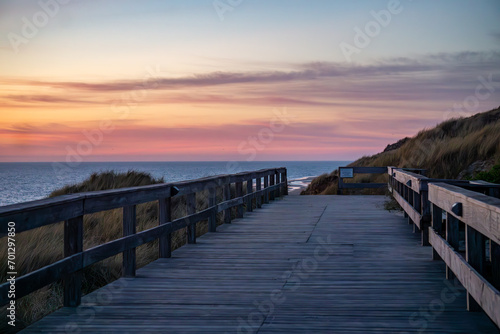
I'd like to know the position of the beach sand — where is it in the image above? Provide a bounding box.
[287,176,316,195]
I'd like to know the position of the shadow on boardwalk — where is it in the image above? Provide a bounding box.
[22,196,498,333]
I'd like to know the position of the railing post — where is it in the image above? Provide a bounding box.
[269,173,275,201]
[466,226,485,311]
[123,205,136,277]
[186,193,196,244]
[159,197,172,258]
[337,169,343,195]
[431,203,443,260]
[263,174,269,204]
[256,176,262,208]
[274,172,279,198]
[223,178,231,224]
[64,215,83,307]
[276,172,281,198]
[208,186,217,232]
[236,181,244,218]
[246,177,253,212]
[419,190,430,246]
[445,212,460,280]
[491,241,500,291]
[282,169,288,195]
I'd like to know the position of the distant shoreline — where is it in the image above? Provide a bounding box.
[288,176,316,195]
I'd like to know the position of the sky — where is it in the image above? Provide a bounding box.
[0,0,499,162]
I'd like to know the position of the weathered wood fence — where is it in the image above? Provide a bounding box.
[388,166,500,327]
[0,168,287,308]
[337,166,388,194]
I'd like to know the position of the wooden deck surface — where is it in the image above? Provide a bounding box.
[22,196,498,333]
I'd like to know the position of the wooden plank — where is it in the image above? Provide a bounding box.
[275,172,281,198]
[235,182,244,218]
[208,187,217,232]
[186,193,196,244]
[83,223,173,267]
[446,212,460,280]
[223,179,231,224]
[393,169,427,193]
[491,241,500,291]
[419,190,431,246]
[21,196,497,334]
[217,197,244,213]
[431,203,443,260]
[123,205,136,277]
[429,228,500,327]
[466,226,485,311]
[340,183,386,189]
[0,253,82,305]
[351,166,387,174]
[269,173,275,201]
[282,170,288,196]
[158,197,172,258]
[0,195,83,235]
[392,189,421,228]
[429,183,500,245]
[256,177,262,208]
[246,178,253,213]
[84,185,172,213]
[0,168,285,236]
[63,216,83,307]
[263,174,269,204]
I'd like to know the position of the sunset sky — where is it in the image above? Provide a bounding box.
[1,0,499,162]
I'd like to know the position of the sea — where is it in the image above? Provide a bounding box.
[0,161,350,206]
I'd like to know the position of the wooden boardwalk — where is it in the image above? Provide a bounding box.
[22,196,498,333]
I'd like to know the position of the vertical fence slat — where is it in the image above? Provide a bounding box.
[236,181,244,218]
[209,186,217,232]
[445,213,460,280]
[491,241,500,291]
[123,205,136,278]
[223,180,231,223]
[466,226,485,311]
[419,190,430,246]
[186,193,196,244]
[159,197,172,258]
[264,174,269,204]
[275,172,281,198]
[64,216,83,307]
[431,203,443,260]
[282,170,288,196]
[269,173,275,201]
[256,177,262,208]
[246,178,253,212]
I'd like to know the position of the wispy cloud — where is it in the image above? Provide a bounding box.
[4,51,499,94]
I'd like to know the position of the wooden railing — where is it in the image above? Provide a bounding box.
[337,166,388,194]
[0,168,287,308]
[388,167,500,327]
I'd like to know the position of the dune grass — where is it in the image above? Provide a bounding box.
[0,170,238,333]
[302,107,500,195]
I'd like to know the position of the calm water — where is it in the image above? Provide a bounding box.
[0,161,350,206]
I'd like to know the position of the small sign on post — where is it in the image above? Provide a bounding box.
[340,168,354,178]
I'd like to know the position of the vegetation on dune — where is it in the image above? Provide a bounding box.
[0,170,233,333]
[302,107,500,195]
[468,164,500,184]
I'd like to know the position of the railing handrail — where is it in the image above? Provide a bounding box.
[0,167,288,308]
[388,167,500,327]
[0,167,287,235]
[428,182,500,244]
